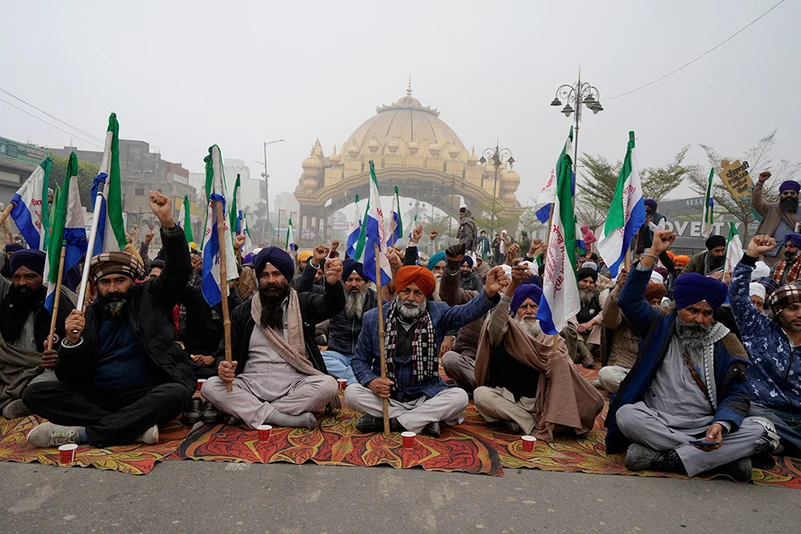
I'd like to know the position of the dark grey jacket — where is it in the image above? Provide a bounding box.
[326,288,379,355]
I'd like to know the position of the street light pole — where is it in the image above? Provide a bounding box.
[550,71,603,174]
[479,144,515,234]
[260,138,285,245]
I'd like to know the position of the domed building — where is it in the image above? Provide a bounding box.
[293,84,524,244]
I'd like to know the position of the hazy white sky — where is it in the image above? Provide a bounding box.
[2,0,799,210]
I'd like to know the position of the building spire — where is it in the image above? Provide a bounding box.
[407,75,413,96]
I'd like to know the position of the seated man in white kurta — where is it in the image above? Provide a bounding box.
[202,247,344,429]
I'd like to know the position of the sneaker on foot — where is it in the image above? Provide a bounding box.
[136,425,159,445]
[2,399,32,419]
[27,423,82,448]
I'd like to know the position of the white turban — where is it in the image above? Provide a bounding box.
[649,271,665,285]
[750,282,766,302]
[752,261,770,280]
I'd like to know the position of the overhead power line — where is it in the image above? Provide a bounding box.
[0,96,105,149]
[606,0,786,101]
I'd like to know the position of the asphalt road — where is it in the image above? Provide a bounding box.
[1,461,800,534]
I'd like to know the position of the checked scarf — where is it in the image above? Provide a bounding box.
[772,255,801,285]
[384,302,437,393]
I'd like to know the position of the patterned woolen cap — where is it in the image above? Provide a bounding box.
[89,251,144,282]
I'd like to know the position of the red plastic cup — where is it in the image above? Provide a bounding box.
[196,379,206,393]
[522,435,536,452]
[257,425,272,442]
[337,378,348,391]
[401,431,416,449]
[58,443,78,464]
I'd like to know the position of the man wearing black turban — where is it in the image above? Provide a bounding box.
[575,266,602,368]
[0,248,76,419]
[680,235,727,278]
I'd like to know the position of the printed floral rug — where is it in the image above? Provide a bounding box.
[0,415,189,475]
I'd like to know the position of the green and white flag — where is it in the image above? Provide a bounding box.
[91,113,127,255]
[200,145,239,307]
[44,152,87,311]
[724,222,743,274]
[703,167,715,237]
[535,143,579,335]
[286,217,296,253]
[177,194,194,243]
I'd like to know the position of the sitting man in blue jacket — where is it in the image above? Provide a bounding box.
[729,234,801,456]
[346,264,506,437]
[606,230,776,482]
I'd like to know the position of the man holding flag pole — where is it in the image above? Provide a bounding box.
[346,161,505,437]
[24,115,195,449]
[0,157,82,420]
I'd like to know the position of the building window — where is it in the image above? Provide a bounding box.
[135,187,145,196]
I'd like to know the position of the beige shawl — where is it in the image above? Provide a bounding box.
[250,290,321,376]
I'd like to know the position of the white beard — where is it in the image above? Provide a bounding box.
[515,316,542,338]
[344,289,367,319]
[395,296,427,320]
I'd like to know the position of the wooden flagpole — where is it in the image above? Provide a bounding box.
[0,202,14,228]
[46,242,67,351]
[215,200,233,393]
[374,243,390,434]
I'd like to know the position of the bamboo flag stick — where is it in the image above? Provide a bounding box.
[215,200,233,393]
[0,202,14,228]
[46,242,67,351]
[374,243,390,434]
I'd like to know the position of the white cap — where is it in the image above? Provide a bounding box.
[752,261,770,280]
[749,282,766,302]
[650,271,665,285]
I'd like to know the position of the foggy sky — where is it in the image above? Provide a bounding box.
[2,0,799,213]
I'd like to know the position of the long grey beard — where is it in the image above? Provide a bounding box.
[433,274,442,302]
[344,289,367,319]
[395,296,427,320]
[676,319,711,367]
[515,316,542,338]
[579,288,598,306]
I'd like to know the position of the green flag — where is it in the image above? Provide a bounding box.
[178,194,194,243]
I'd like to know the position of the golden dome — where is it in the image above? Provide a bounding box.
[340,84,468,161]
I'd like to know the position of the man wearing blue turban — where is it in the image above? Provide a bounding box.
[472,265,603,438]
[752,171,801,266]
[0,249,75,419]
[607,230,776,482]
[771,232,801,284]
[200,247,346,430]
[320,260,380,386]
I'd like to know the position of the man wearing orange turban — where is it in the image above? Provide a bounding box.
[394,266,437,296]
[346,265,508,436]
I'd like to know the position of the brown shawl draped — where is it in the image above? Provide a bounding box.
[475,319,604,441]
